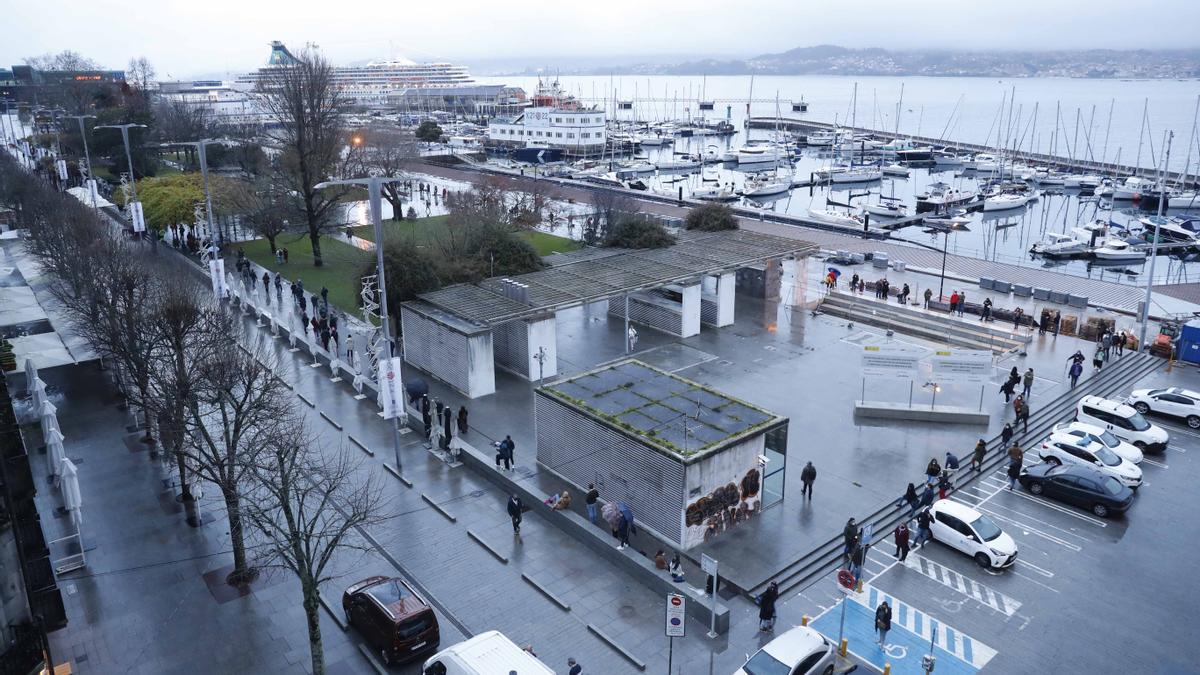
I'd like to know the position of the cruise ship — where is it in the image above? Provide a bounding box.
[236,41,499,108]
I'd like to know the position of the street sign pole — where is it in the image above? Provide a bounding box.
[701,555,719,638]
[665,592,686,674]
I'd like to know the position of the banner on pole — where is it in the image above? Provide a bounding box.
[208,259,226,297]
[379,357,405,419]
[930,349,992,383]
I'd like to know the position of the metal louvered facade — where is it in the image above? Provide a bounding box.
[400,305,495,397]
[535,393,686,545]
[492,319,529,377]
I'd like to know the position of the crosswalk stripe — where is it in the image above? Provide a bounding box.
[854,581,998,669]
[903,553,1022,616]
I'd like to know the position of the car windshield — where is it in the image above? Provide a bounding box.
[970,514,1004,542]
[1102,477,1124,496]
[1093,446,1121,466]
[740,649,791,675]
[1126,411,1151,431]
[1098,430,1121,448]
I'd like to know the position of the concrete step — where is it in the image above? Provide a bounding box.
[819,292,1025,355]
[752,350,1161,598]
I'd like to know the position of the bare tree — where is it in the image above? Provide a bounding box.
[254,46,351,266]
[587,189,635,245]
[222,171,295,253]
[247,420,386,675]
[153,99,217,150]
[184,328,292,584]
[23,50,100,71]
[355,127,418,215]
[126,57,156,94]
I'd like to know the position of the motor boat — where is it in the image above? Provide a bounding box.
[1031,232,1089,257]
[1093,238,1148,262]
[1168,191,1200,211]
[882,164,911,178]
[741,177,792,198]
[615,161,656,174]
[804,130,840,147]
[718,149,738,162]
[924,213,971,230]
[655,156,702,171]
[932,152,965,167]
[1113,176,1159,200]
[808,207,865,228]
[916,183,977,212]
[861,200,908,218]
[967,153,999,172]
[1064,174,1105,189]
[830,166,883,183]
[1138,215,1200,243]
[691,185,739,201]
[983,191,1035,211]
[638,134,672,146]
[735,144,783,165]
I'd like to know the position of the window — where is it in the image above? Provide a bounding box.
[1101,477,1124,495]
[969,514,1003,542]
[934,512,958,528]
[1126,411,1151,431]
[795,651,827,673]
[739,649,790,675]
[556,132,562,138]
[555,117,562,123]
[567,133,575,138]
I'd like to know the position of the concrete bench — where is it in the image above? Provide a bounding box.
[1049,291,1070,304]
[991,280,1012,294]
[1033,287,1052,301]
[979,277,995,290]
[872,252,889,269]
[1067,294,1089,308]
[1012,284,1033,297]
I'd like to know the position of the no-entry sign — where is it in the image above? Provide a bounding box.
[665,593,686,637]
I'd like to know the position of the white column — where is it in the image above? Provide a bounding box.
[526,315,558,381]
[680,282,701,338]
[715,272,736,327]
[465,332,496,398]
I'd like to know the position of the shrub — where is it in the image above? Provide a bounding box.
[685,203,738,231]
[605,217,676,249]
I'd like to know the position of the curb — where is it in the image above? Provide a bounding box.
[349,434,374,457]
[521,573,571,611]
[383,463,412,487]
[467,530,509,564]
[586,624,646,671]
[319,411,342,430]
[297,393,315,408]
[318,592,347,632]
[422,493,457,522]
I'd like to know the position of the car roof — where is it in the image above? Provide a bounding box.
[931,499,980,521]
[431,631,555,674]
[1164,387,1200,399]
[760,625,827,664]
[1045,463,1109,481]
[1080,395,1136,417]
[362,577,429,620]
[1047,431,1100,450]
[1059,420,1107,436]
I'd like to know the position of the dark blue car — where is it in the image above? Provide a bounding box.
[1018,463,1134,518]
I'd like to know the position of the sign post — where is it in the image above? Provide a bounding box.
[701,554,719,638]
[665,592,685,674]
[836,568,856,649]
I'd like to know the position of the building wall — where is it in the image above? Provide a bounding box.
[535,394,685,545]
[492,320,528,377]
[681,435,766,549]
[487,106,606,150]
[400,305,495,398]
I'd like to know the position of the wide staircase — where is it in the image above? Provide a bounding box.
[819,291,1029,355]
[747,350,1162,600]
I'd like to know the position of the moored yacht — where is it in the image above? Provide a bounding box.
[1093,238,1148,262]
[1113,176,1159,200]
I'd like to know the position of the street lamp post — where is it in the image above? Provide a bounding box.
[175,140,221,245]
[64,114,97,214]
[96,123,148,234]
[1137,130,1174,351]
[315,174,406,472]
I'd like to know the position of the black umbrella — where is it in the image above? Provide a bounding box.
[406,377,429,402]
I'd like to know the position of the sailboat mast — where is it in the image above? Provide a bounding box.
[895,83,905,136]
[1102,98,1114,166]
[1136,98,1147,174]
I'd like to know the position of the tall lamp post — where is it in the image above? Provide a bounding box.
[96,123,148,233]
[64,114,97,214]
[1137,131,1173,351]
[315,174,406,472]
[174,139,222,244]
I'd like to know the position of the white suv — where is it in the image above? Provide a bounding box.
[1126,388,1200,428]
[1051,421,1144,464]
[1038,432,1143,488]
[1075,396,1169,453]
[928,499,1018,569]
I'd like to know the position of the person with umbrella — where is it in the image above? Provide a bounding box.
[615,502,635,550]
[757,581,779,632]
[406,378,429,404]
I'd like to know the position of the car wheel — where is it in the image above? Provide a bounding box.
[1134,441,1147,450]
[1188,416,1200,429]
[1133,401,1150,414]
[822,666,835,675]
[1029,482,1044,495]
[974,552,992,568]
[1092,503,1110,518]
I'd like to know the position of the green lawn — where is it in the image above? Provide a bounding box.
[230,232,370,317]
[350,216,582,255]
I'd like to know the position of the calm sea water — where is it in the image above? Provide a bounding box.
[478,75,1200,174]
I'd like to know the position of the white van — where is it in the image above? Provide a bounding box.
[422,631,555,675]
[1075,396,1169,453]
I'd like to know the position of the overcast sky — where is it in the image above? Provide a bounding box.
[3,0,1198,78]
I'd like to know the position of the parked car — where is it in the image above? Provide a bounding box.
[1052,421,1144,464]
[1126,387,1200,428]
[1037,431,1143,488]
[1018,463,1135,517]
[735,625,837,675]
[422,630,554,675]
[1075,395,1169,452]
[343,576,440,666]
[927,500,1017,569]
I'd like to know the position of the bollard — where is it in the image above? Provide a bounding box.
[801,615,810,626]
[839,638,848,657]
[856,579,864,592]
[883,664,891,675]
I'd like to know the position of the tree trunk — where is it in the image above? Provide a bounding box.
[266,234,277,257]
[308,229,323,267]
[223,489,255,584]
[303,584,326,675]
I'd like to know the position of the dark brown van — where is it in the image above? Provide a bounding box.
[343,576,440,665]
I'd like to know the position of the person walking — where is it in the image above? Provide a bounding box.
[1001,422,1014,448]
[1007,455,1022,490]
[1069,360,1083,387]
[923,287,933,309]
[893,523,911,561]
[507,494,524,534]
[1102,331,1113,359]
[567,658,583,675]
[971,439,988,472]
[980,297,992,322]
[914,509,933,547]
[1013,306,1024,330]
[457,406,469,435]
[757,581,779,632]
[585,483,600,524]
[900,283,910,304]
[300,310,310,336]
[502,435,515,469]
[1022,368,1035,399]
[843,518,859,558]
[1008,443,1024,467]
[1017,399,1030,433]
[1052,311,1061,336]
[849,543,865,581]
[345,333,354,367]
[875,600,893,646]
[896,483,920,517]
[1000,378,1016,403]
[1093,345,1107,371]
[800,461,816,500]
[1117,330,1127,356]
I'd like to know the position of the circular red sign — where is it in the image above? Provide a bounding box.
[837,569,856,589]
[670,597,682,606]
[386,371,395,380]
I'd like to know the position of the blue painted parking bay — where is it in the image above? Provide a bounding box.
[811,583,997,674]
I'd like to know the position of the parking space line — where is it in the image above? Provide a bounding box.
[1141,457,1169,468]
[992,489,1109,527]
[902,553,1022,616]
[1016,559,1055,577]
[971,507,1085,551]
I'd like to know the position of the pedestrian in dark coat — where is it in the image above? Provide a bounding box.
[1013,306,1024,329]
[1016,400,1030,433]
[843,518,859,557]
[502,435,515,469]
[507,494,523,533]
[300,310,309,336]
[925,458,941,485]
[1069,361,1083,387]
[585,483,600,524]
[924,288,933,308]
[876,601,893,645]
[1001,422,1014,448]
[800,461,816,499]
[457,406,468,434]
[893,523,911,561]
[1022,368,1035,399]
[937,471,952,500]
[914,509,933,547]
[944,452,960,472]
[1007,458,1022,490]
[896,483,920,517]
[442,413,452,451]
[919,485,935,509]
[971,439,987,472]
[849,543,865,580]
[758,581,779,631]
[615,514,631,550]
[1008,443,1024,466]
[319,327,331,352]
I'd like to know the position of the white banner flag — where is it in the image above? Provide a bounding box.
[55,159,68,181]
[378,357,405,419]
[208,259,226,297]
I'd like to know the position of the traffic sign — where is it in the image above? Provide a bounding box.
[700,554,718,576]
[837,569,857,594]
[665,593,686,637]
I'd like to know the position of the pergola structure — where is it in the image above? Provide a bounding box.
[400,229,818,398]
